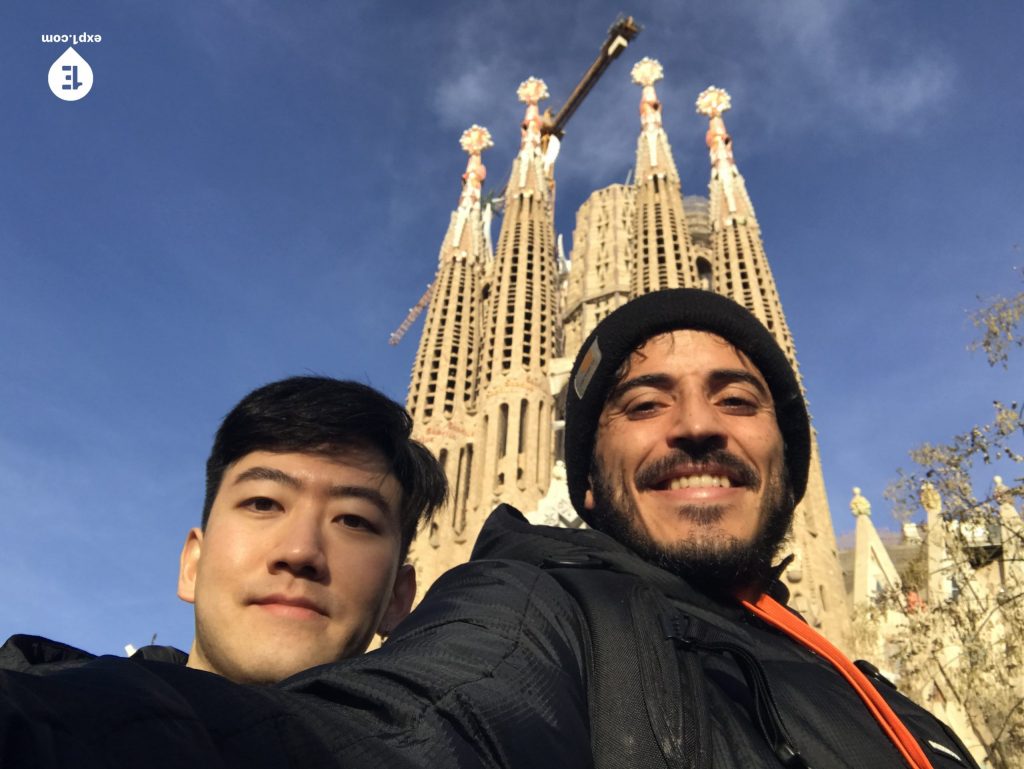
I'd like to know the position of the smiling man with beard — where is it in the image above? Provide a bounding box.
[0,291,979,769]
[581,327,797,602]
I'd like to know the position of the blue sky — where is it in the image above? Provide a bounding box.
[2,1,1021,655]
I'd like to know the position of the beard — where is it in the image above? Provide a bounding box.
[587,448,795,600]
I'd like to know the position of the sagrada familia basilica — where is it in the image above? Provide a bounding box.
[403,56,848,641]
[398,47,1022,765]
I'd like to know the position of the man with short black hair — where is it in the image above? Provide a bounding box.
[1,376,447,685]
[177,375,447,683]
[0,293,978,768]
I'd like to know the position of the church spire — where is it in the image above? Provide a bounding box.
[475,77,559,521]
[408,125,492,424]
[696,86,753,219]
[629,58,697,295]
[511,77,551,194]
[450,124,493,250]
[696,85,794,360]
[406,126,492,564]
[631,57,678,180]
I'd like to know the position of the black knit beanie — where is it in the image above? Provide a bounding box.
[565,288,810,525]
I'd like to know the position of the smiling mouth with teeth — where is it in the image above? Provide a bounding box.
[667,475,733,490]
[635,450,760,493]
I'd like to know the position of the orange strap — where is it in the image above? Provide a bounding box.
[742,594,933,769]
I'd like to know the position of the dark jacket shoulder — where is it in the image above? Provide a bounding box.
[0,634,95,673]
[472,504,753,617]
[0,634,187,675]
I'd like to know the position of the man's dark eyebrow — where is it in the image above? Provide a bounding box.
[607,373,675,403]
[709,368,770,398]
[233,466,301,489]
[328,485,394,517]
[233,468,395,516]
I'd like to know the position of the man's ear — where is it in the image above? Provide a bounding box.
[177,528,203,604]
[584,477,596,511]
[377,564,416,638]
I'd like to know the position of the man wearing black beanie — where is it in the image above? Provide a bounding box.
[564,287,810,602]
[0,290,978,768]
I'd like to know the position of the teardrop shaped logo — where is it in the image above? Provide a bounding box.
[48,46,93,101]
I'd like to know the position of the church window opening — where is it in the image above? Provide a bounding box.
[697,257,713,291]
[497,403,509,460]
[518,399,528,454]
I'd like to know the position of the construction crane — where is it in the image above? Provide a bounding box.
[388,283,434,346]
[489,14,641,215]
[541,15,640,141]
[388,16,640,346]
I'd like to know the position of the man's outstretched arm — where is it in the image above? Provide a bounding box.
[1,559,589,768]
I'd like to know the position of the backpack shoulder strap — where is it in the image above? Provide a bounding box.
[540,556,709,769]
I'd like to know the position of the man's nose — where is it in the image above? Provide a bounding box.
[666,394,727,451]
[268,510,328,581]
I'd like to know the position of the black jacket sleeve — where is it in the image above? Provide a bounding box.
[281,559,591,767]
[0,560,591,769]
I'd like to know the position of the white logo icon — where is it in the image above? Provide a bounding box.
[48,47,93,101]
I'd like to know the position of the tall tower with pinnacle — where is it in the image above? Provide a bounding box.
[696,86,850,641]
[695,87,795,357]
[406,125,493,584]
[477,77,559,514]
[630,58,699,295]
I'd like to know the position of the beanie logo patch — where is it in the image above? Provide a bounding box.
[574,338,602,399]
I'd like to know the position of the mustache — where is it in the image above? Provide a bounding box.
[634,449,761,491]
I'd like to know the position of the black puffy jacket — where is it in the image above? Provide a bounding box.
[0,506,979,768]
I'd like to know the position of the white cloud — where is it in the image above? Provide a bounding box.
[744,0,954,136]
[843,56,955,133]
[434,64,511,130]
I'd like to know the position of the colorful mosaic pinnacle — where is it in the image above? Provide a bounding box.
[516,76,549,105]
[630,57,663,87]
[458,125,491,205]
[695,85,731,118]
[459,124,493,156]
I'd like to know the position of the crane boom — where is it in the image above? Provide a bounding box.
[489,15,641,213]
[388,283,434,345]
[389,17,640,346]
[544,16,641,138]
